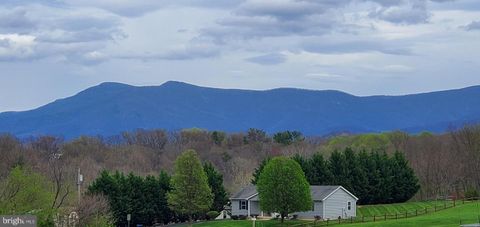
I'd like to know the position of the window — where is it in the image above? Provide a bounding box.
[311,203,315,211]
[240,200,248,210]
[347,202,352,211]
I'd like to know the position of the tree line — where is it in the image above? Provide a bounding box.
[88,150,228,226]
[1,125,480,225]
[252,148,420,204]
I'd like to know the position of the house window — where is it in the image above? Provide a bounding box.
[347,202,352,211]
[311,203,315,211]
[240,200,248,210]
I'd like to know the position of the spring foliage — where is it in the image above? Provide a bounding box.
[257,157,312,222]
[254,148,420,205]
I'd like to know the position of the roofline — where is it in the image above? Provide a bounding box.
[230,192,259,201]
[322,186,359,201]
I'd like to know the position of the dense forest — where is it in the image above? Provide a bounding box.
[1,125,480,225]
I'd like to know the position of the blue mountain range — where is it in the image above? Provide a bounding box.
[1,81,479,139]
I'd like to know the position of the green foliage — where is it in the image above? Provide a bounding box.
[273,131,304,145]
[0,166,55,226]
[206,211,219,220]
[464,187,479,199]
[88,170,173,226]
[251,157,271,185]
[244,128,269,144]
[203,162,228,212]
[257,157,312,222]
[168,150,213,221]
[262,148,420,205]
[325,134,391,152]
[211,131,226,145]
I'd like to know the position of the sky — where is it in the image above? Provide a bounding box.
[0,0,479,112]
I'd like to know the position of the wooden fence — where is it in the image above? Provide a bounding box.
[295,198,480,227]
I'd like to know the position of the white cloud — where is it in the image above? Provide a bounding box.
[0,34,36,60]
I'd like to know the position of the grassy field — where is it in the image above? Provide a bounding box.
[190,201,480,227]
[357,200,455,217]
[337,202,480,227]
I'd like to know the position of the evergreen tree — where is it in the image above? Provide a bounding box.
[328,150,351,189]
[203,162,228,212]
[343,148,368,199]
[273,131,304,145]
[291,154,311,178]
[391,151,420,202]
[251,157,271,185]
[257,157,312,223]
[167,150,213,225]
[308,152,332,185]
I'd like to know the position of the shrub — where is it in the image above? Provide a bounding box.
[465,187,479,200]
[231,215,238,220]
[291,214,298,220]
[206,211,219,220]
[238,215,247,220]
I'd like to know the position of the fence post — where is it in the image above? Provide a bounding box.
[454,199,456,207]
[425,207,427,214]
[395,213,398,219]
[373,215,375,222]
[384,214,387,221]
[416,210,418,216]
[351,217,353,223]
[362,216,364,222]
[405,211,407,218]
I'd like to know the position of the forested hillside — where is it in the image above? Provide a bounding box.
[1,126,480,225]
[1,126,479,198]
[1,81,480,138]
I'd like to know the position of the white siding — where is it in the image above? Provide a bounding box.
[323,189,357,220]
[249,201,261,216]
[231,200,248,216]
[292,201,323,219]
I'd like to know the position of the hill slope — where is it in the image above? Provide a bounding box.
[1,81,480,138]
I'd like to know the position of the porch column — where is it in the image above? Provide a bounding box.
[248,200,251,217]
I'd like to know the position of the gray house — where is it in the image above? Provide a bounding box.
[230,185,358,220]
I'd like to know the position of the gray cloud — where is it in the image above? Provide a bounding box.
[0,3,125,63]
[369,0,431,24]
[0,8,37,33]
[302,39,413,55]
[465,20,480,30]
[245,53,287,65]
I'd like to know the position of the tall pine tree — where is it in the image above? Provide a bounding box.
[203,162,228,212]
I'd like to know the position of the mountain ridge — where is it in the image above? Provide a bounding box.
[1,81,479,139]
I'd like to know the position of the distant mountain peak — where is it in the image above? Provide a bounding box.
[0,82,479,139]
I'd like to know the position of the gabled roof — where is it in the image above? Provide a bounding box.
[230,185,358,201]
[230,185,258,200]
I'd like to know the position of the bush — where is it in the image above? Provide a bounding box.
[206,211,219,220]
[291,214,298,220]
[465,187,479,200]
[238,215,247,220]
[231,215,238,220]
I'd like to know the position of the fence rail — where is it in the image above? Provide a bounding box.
[297,197,480,227]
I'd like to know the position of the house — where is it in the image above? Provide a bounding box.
[230,185,358,220]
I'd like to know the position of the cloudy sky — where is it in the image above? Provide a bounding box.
[0,0,479,112]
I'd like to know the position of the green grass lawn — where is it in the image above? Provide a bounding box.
[357,200,455,217]
[337,202,480,227]
[192,219,311,227]
[191,200,480,227]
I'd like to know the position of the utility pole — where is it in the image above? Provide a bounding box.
[77,168,83,205]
